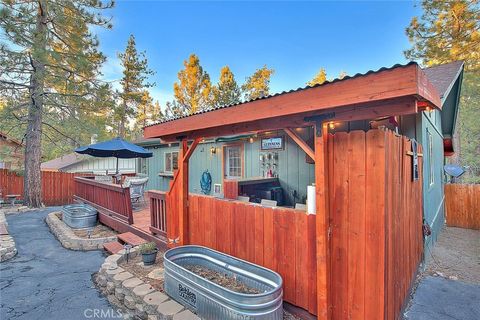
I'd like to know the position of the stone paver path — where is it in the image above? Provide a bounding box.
[0,208,120,320]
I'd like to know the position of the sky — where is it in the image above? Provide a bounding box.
[97,0,422,106]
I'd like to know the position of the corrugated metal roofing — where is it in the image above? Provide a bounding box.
[145,61,419,128]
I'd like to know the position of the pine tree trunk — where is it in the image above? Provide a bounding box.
[24,0,47,207]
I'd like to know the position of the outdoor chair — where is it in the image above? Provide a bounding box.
[124,177,149,210]
[237,196,250,202]
[260,199,277,207]
[295,203,307,210]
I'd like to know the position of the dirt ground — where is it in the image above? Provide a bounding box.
[119,251,166,292]
[424,226,480,284]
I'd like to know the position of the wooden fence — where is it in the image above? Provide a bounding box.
[0,169,78,206]
[187,194,317,314]
[327,130,424,319]
[74,177,133,224]
[148,190,168,237]
[445,184,480,230]
[165,129,424,319]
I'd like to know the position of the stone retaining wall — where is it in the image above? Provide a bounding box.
[46,212,117,251]
[0,211,17,262]
[96,248,199,320]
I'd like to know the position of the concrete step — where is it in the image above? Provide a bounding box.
[117,232,148,246]
[103,241,124,254]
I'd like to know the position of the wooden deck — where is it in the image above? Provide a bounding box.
[132,205,151,234]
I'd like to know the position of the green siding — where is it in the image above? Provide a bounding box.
[417,111,445,253]
[141,129,315,206]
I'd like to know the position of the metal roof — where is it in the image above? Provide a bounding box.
[145,61,419,128]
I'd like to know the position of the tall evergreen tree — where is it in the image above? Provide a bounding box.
[116,34,155,138]
[405,0,480,182]
[134,91,164,137]
[0,0,113,207]
[173,54,212,114]
[241,65,274,100]
[212,66,241,107]
[307,68,327,86]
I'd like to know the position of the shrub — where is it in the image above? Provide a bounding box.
[139,242,157,254]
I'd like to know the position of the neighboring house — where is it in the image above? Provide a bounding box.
[136,61,464,252]
[0,131,24,170]
[41,152,136,174]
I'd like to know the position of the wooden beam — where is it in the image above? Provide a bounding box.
[145,64,434,139]
[178,140,189,245]
[284,128,315,161]
[315,123,331,320]
[182,138,201,163]
[155,97,418,142]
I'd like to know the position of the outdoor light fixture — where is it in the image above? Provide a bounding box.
[210,146,216,155]
[328,122,336,130]
[249,137,254,143]
[425,106,433,113]
[124,244,132,263]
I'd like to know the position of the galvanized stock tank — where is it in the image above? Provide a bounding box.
[61,204,97,229]
[164,245,283,320]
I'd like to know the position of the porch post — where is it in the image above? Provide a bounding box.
[178,140,189,245]
[315,123,331,320]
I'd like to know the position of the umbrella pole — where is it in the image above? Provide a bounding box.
[116,157,119,174]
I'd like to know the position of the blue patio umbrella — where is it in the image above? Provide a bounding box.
[75,137,153,174]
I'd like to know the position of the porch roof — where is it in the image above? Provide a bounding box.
[144,62,441,142]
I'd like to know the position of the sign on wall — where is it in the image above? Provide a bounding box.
[261,137,284,150]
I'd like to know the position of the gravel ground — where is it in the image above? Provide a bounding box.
[425,226,480,284]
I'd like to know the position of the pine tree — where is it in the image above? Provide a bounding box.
[116,34,155,138]
[241,65,274,100]
[0,0,113,207]
[405,0,480,182]
[173,54,212,114]
[405,0,479,71]
[212,66,241,107]
[308,68,327,86]
[134,91,164,137]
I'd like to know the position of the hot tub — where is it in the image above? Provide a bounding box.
[61,204,97,229]
[164,245,283,320]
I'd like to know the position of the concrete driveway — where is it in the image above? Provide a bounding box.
[405,276,480,320]
[0,208,120,320]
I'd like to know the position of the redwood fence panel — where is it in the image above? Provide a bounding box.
[0,169,78,206]
[187,193,317,314]
[74,177,133,224]
[164,129,424,319]
[445,184,480,230]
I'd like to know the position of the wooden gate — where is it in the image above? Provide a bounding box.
[164,129,424,319]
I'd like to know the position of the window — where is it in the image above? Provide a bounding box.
[164,151,179,173]
[224,145,243,179]
[137,158,147,174]
[427,129,434,186]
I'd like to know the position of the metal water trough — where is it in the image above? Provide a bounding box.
[164,245,283,320]
[62,204,97,229]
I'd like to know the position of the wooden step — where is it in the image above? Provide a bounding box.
[103,241,124,254]
[117,232,148,246]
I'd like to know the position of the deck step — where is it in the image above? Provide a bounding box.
[117,232,148,246]
[103,241,124,254]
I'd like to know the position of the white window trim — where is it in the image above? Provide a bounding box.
[164,151,179,174]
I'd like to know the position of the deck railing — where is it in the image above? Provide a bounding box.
[74,176,133,224]
[148,190,167,237]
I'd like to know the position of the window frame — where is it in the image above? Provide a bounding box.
[222,143,244,180]
[164,151,179,174]
[427,129,434,187]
